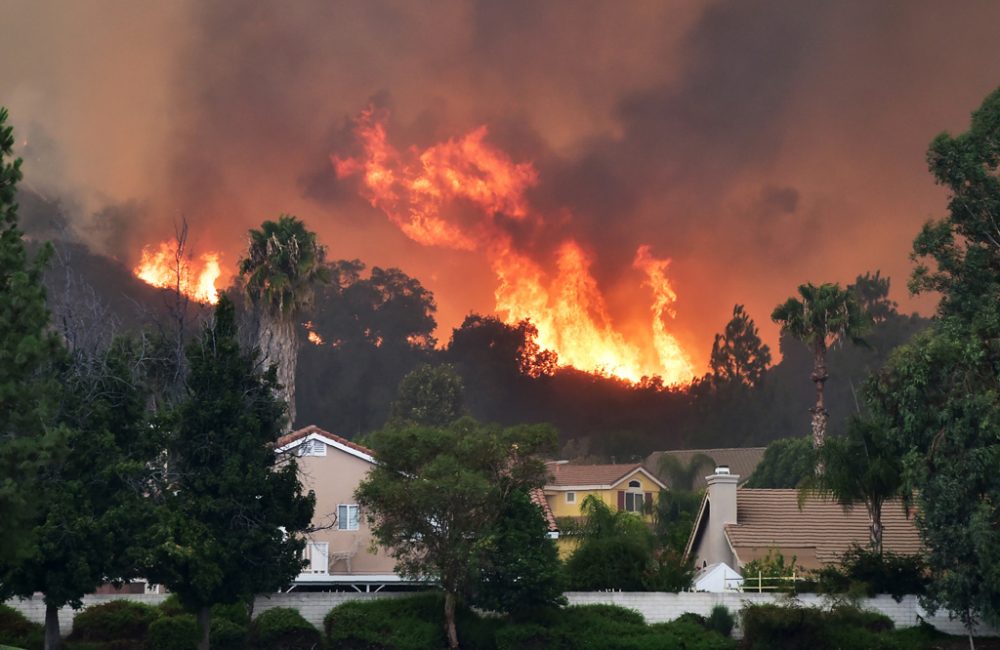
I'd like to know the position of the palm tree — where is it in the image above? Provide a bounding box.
[239,215,328,428]
[657,452,717,492]
[771,283,868,452]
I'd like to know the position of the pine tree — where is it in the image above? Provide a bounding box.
[0,107,65,562]
[147,296,314,650]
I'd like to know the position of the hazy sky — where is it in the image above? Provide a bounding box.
[4,0,1000,371]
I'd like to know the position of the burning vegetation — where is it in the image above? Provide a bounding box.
[133,240,222,304]
[334,107,695,385]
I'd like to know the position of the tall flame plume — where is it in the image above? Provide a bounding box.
[134,240,222,304]
[335,107,695,384]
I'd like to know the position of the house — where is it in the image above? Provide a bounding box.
[275,424,560,589]
[543,461,666,555]
[275,425,402,591]
[685,466,921,582]
[644,447,766,490]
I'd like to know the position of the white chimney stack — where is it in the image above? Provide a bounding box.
[703,466,740,569]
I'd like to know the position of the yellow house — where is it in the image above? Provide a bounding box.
[543,461,666,556]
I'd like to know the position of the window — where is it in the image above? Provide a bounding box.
[338,504,359,531]
[298,439,326,457]
[628,480,641,488]
[306,542,328,573]
[624,492,644,513]
[566,492,576,504]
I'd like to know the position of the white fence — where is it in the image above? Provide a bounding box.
[6,591,997,639]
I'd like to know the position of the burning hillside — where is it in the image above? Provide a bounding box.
[133,240,222,304]
[334,107,695,385]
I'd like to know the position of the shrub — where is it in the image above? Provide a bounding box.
[157,595,186,618]
[148,615,199,650]
[494,623,553,650]
[741,601,896,650]
[815,546,928,601]
[250,607,322,650]
[210,617,247,650]
[324,595,444,650]
[707,605,734,637]
[211,601,250,627]
[0,604,44,650]
[68,600,159,645]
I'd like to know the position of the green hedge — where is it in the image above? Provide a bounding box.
[323,597,735,650]
[250,607,322,650]
[741,602,897,650]
[148,615,199,650]
[0,604,43,650]
[66,601,159,648]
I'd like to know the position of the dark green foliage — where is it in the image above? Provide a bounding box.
[653,488,702,554]
[249,607,321,650]
[209,618,247,650]
[707,304,771,388]
[146,296,314,639]
[741,602,895,650]
[67,601,159,646]
[745,437,813,488]
[324,594,444,650]
[0,603,43,650]
[389,364,465,427]
[468,489,565,617]
[815,546,928,601]
[0,106,65,563]
[156,595,186,619]
[867,86,1000,632]
[356,417,556,647]
[707,605,734,637]
[565,496,694,592]
[147,615,199,650]
[299,260,437,433]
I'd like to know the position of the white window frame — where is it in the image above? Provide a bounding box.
[624,491,644,513]
[338,504,360,531]
[566,492,576,504]
[299,439,327,457]
[307,541,328,573]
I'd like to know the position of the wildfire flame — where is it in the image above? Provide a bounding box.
[133,241,222,304]
[335,107,695,385]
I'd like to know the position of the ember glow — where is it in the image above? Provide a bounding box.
[335,107,695,384]
[133,241,222,304]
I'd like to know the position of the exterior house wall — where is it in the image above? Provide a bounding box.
[292,444,396,577]
[690,471,739,571]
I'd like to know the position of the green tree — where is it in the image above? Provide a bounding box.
[799,415,904,555]
[0,339,155,650]
[850,271,897,324]
[147,296,315,650]
[656,452,717,491]
[239,215,328,428]
[388,364,466,427]
[771,283,869,452]
[0,107,65,563]
[468,489,565,619]
[745,437,814,489]
[355,418,555,649]
[708,304,771,387]
[868,87,1000,642]
[565,495,694,592]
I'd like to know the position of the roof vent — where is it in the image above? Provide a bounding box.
[714,465,731,475]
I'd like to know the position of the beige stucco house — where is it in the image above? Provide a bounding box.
[275,425,403,590]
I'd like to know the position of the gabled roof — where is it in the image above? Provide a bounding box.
[275,424,375,464]
[545,462,667,490]
[529,487,559,534]
[692,488,921,570]
[645,447,766,490]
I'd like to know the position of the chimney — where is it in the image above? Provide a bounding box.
[704,465,740,568]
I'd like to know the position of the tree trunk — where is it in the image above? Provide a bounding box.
[810,342,829,473]
[260,312,298,430]
[444,591,459,649]
[44,603,61,650]
[867,501,884,555]
[197,605,211,650]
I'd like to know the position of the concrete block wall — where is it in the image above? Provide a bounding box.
[7,590,997,639]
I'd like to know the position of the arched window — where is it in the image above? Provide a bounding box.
[623,478,645,512]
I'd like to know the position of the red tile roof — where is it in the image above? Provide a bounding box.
[725,489,921,570]
[545,462,647,487]
[276,424,374,457]
[529,487,559,533]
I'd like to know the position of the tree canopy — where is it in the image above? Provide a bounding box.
[355,417,556,649]
[707,304,771,387]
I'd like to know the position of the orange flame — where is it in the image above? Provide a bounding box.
[133,241,221,304]
[334,107,694,385]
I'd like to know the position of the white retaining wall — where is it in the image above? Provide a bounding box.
[7,590,997,639]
